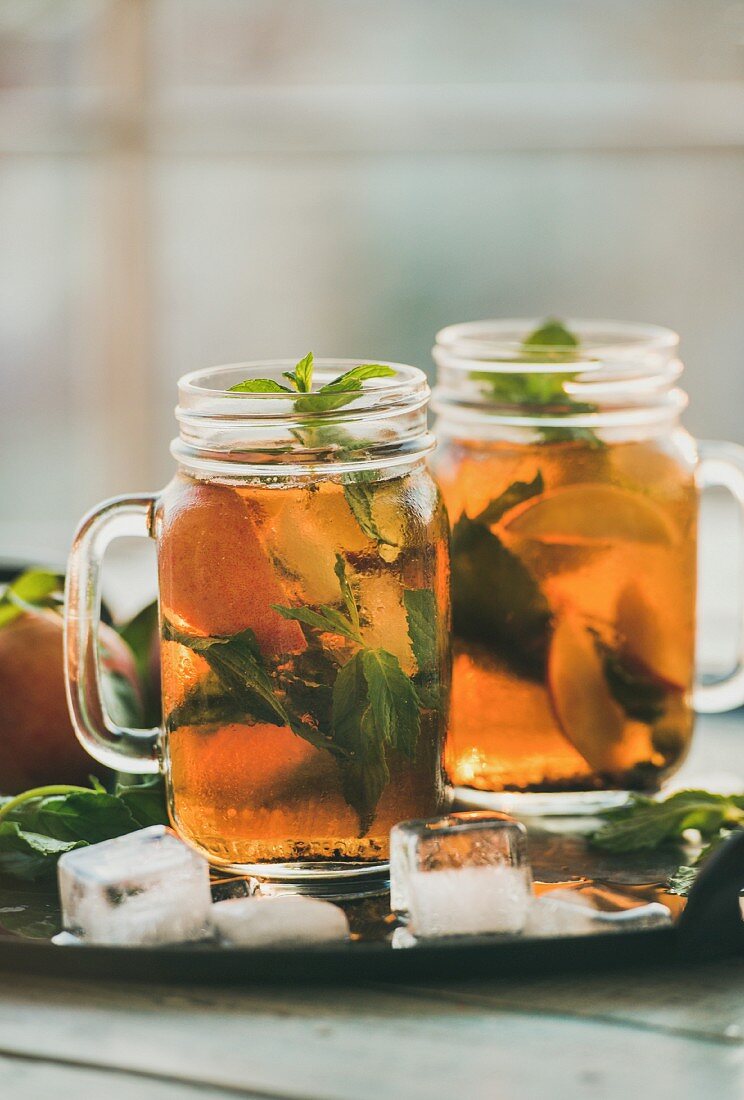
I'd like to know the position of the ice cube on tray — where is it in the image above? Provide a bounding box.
[524,886,672,938]
[57,825,212,946]
[390,811,532,938]
[212,894,350,948]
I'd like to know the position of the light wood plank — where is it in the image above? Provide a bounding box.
[386,958,744,1044]
[0,1049,255,1100]
[0,976,741,1099]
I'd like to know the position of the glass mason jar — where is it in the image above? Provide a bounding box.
[65,360,450,896]
[431,319,744,813]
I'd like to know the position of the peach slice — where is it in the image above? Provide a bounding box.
[615,582,689,692]
[503,484,676,545]
[547,615,628,774]
[159,478,305,658]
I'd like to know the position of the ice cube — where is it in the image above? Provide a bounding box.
[211,894,350,948]
[390,811,532,938]
[524,887,672,938]
[356,571,414,672]
[57,826,212,946]
[391,926,418,950]
[51,931,83,947]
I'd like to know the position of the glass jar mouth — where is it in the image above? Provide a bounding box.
[432,318,686,428]
[434,318,679,374]
[174,359,434,477]
[179,359,427,407]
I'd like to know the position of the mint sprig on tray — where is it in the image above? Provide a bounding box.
[591,788,744,895]
[0,776,169,882]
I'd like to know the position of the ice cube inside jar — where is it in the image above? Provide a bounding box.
[57,825,212,946]
[390,811,532,939]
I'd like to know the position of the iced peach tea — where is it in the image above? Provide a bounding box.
[434,435,697,793]
[156,468,450,868]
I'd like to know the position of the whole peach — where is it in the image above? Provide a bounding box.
[0,610,140,794]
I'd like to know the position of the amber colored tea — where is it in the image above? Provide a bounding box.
[156,469,449,868]
[433,436,697,793]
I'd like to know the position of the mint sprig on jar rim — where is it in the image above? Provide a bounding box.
[228,351,396,413]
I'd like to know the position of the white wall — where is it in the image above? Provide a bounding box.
[1,0,743,563]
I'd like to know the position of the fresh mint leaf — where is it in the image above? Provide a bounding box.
[334,554,361,633]
[283,351,314,392]
[451,515,551,678]
[0,823,84,882]
[595,637,674,724]
[668,864,698,896]
[669,866,695,893]
[162,619,289,727]
[273,604,362,645]
[118,600,157,676]
[114,776,170,829]
[0,569,64,628]
[119,602,157,687]
[331,652,389,834]
[403,588,442,712]
[590,790,744,853]
[101,666,145,728]
[668,832,732,896]
[321,363,395,390]
[469,370,574,407]
[0,781,169,882]
[471,317,603,448]
[228,377,294,394]
[163,554,423,832]
[538,425,606,449]
[294,363,395,414]
[343,481,397,546]
[117,600,161,727]
[404,589,438,674]
[331,651,368,753]
[473,472,544,526]
[278,643,336,742]
[229,356,393,414]
[165,681,248,732]
[275,561,423,828]
[362,648,421,761]
[523,318,579,349]
[411,677,442,713]
[33,792,139,844]
[523,318,603,447]
[273,558,363,644]
[163,618,340,757]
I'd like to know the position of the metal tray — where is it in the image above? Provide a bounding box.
[1,820,741,985]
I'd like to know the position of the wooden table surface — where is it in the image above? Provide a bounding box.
[2,712,744,1100]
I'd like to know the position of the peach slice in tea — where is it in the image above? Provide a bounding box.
[503,484,676,546]
[615,581,689,692]
[159,479,305,657]
[548,614,628,774]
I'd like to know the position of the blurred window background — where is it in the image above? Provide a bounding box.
[1,1,743,649]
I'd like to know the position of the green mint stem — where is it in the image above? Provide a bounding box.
[0,785,92,825]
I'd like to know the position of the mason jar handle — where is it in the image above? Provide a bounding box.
[65,494,161,773]
[694,441,744,714]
